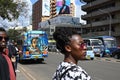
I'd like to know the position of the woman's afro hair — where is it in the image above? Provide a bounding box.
[53,28,78,54]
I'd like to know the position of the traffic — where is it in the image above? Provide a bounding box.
[47,35,120,60]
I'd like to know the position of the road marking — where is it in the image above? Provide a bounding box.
[19,65,37,80]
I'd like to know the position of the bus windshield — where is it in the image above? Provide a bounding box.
[104,40,117,48]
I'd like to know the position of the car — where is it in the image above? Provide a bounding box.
[48,45,57,52]
[86,46,95,60]
[93,46,102,57]
[112,48,120,59]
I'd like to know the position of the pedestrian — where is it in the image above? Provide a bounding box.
[0,27,16,80]
[58,0,70,14]
[52,28,92,80]
[14,41,20,72]
[8,40,17,74]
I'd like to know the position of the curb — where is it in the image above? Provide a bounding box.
[95,57,120,62]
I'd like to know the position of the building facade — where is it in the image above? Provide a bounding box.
[81,0,120,45]
[32,0,75,30]
[32,0,42,30]
[50,0,57,18]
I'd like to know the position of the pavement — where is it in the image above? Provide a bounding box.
[16,56,120,80]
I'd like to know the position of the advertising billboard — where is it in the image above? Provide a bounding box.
[56,0,71,14]
[42,0,50,16]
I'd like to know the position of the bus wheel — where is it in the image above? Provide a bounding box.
[37,59,44,63]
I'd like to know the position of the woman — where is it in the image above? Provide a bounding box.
[52,28,91,80]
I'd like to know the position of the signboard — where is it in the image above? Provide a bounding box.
[42,0,50,16]
[56,0,71,14]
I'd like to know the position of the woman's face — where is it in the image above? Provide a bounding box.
[69,34,87,60]
[32,38,38,46]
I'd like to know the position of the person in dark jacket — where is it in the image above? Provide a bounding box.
[8,40,17,73]
[58,0,70,14]
[0,27,16,80]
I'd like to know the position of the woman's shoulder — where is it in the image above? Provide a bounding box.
[67,65,91,80]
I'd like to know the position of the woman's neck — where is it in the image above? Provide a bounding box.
[64,55,77,64]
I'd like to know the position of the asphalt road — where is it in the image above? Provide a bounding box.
[17,52,120,80]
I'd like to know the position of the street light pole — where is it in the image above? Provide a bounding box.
[99,9,112,36]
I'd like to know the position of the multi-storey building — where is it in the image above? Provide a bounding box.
[32,0,75,30]
[50,0,57,18]
[32,0,42,30]
[70,3,75,16]
[81,0,120,45]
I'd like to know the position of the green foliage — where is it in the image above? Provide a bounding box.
[7,28,20,41]
[0,0,27,21]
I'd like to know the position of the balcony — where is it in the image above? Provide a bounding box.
[81,31,109,38]
[82,0,111,11]
[81,6,120,20]
[84,19,119,28]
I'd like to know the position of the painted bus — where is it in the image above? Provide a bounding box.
[19,30,48,62]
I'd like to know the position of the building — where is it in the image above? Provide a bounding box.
[32,0,75,30]
[80,0,120,45]
[50,0,57,18]
[70,3,75,16]
[38,15,81,40]
[32,0,42,30]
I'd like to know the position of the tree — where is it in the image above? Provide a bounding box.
[0,0,19,21]
[7,28,20,41]
[0,0,32,28]
[0,0,29,21]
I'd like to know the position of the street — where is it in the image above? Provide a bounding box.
[17,52,120,80]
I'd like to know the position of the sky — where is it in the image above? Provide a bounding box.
[30,0,38,4]
[0,0,32,28]
[30,0,86,24]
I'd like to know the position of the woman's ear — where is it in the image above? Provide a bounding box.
[65,45,71,52]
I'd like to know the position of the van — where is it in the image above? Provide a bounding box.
[86,46,95,60]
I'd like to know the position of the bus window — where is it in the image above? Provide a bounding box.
[104,40,117,48]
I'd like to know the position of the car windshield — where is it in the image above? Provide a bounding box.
[87,47,92,50]
[91,40,102,46]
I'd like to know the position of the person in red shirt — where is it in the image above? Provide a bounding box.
[0,27,16,80]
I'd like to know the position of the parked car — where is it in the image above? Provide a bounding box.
[86,46,95,60]
[93,46,102,57]
[48,45,57,52]
[112,49,120,59]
